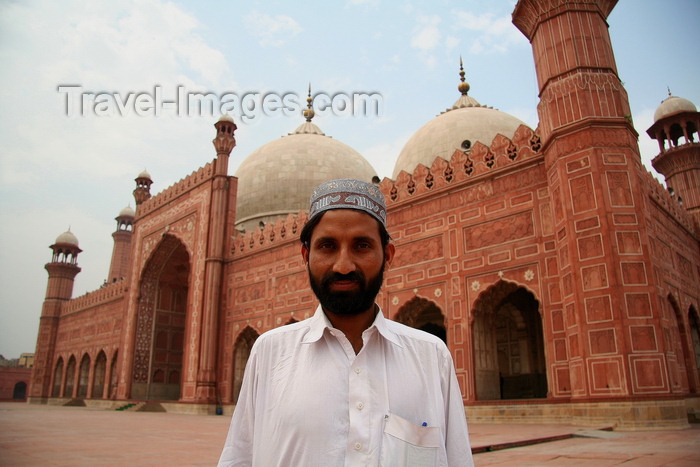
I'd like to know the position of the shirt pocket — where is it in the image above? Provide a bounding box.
[379,413,442,467]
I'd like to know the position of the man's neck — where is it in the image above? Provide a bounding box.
[324,304,378,354]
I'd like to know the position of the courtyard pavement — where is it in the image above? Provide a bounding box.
[1,401,699,466]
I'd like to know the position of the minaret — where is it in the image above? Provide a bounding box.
[133,170,153,206]
[513,0,661,401]
[646,92,700,231]
[29,229,82,401]
[107,205,134,283]
[196,114,237,403]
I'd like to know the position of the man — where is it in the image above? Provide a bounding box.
[218,179,474,466]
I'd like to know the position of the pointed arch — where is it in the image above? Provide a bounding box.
[665,294,694,392]
[52,357,64,398]
[689,305,700,394]
[92,351,107,399]
[132,234,190,401]
[394,296,447,343]
[109,351,119,399]
[65,355,76,398]
[13,381,27,399]
[78,353,90,397]
[232,327,259,403]
[471,280,546,400]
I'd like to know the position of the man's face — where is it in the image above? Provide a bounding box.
[302,209,394,316]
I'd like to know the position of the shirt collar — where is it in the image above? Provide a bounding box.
[301,304,403,348]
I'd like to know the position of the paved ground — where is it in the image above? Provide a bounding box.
[1,402,699,466]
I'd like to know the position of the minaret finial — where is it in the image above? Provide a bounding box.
[667,86,672,97]
[303,83,315,122]
[458,56,470,95]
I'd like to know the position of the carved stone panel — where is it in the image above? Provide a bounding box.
[463,211,534,251]
[569,174,597,214]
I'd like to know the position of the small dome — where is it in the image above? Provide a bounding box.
[119,205,135,218]
[137,169,152,180]
[55,229,79,246]
[234,122,377,231]
[654,95,697,122]
[393,106,528,178]
[218,113,235,123]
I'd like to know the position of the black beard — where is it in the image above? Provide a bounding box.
[309,263,385,317]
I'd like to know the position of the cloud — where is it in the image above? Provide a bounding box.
[0,0,233,187]
[632,107,664,183]
[0,0,238,358]
[345,0,379,8]
[451,10,524,54]
[244,10,303,47]
[411,14,442,51]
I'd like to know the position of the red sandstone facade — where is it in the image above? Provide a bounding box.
[29,0,700,427]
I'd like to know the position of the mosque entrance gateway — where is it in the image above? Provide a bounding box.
[473,281,547,400]
[131,236,190,401]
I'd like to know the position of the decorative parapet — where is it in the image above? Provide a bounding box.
[382,124,542,205]
[643,169,697,236]
[232,211,308,257]
[62,279,128,315]
[136,161,216,219]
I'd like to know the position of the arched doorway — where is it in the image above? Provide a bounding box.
[232,327,259,403]
[65,355,76,398]
[110,351,119,399]
[93,351,107,399]
[690,306,700,394]
[52,357,63,397]
[78,354,90,397]
[472,281,547,400]
[666,295,694,392]
[394,296,447,343]
[13,381,27,399]
[132,235,190,401]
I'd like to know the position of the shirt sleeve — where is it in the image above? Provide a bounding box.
[442,349,475,466]
[217,344,259,467]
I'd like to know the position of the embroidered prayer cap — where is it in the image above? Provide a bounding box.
[308,179,386,227]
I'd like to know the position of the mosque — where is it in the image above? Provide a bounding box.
[29,0,700,428]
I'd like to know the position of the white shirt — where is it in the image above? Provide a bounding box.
[218,306,474,466]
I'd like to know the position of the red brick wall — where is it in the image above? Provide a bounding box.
[0,367,32,400]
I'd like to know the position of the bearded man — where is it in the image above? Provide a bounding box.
[218,179,474,467]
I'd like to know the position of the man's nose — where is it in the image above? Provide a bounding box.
[332,247,356,275]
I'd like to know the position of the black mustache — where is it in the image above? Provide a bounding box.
[322,271,364,285]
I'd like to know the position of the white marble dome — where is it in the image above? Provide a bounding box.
[137,169,152,180]
[119,205,135,218]
[234,120,377,232]
[55,229,79,246]
[653,95,697,122]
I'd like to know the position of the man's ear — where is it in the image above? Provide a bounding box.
[301,243,310,265]
[384,243,395,267]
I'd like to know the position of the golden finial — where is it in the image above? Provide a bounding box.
[458,56,470,95]
[303,83,315,122]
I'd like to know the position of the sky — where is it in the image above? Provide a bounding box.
[0,0,698,359]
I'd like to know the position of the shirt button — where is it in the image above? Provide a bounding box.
[354,442,362,450]
[357,402,364,410]
[354,367,361,374]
